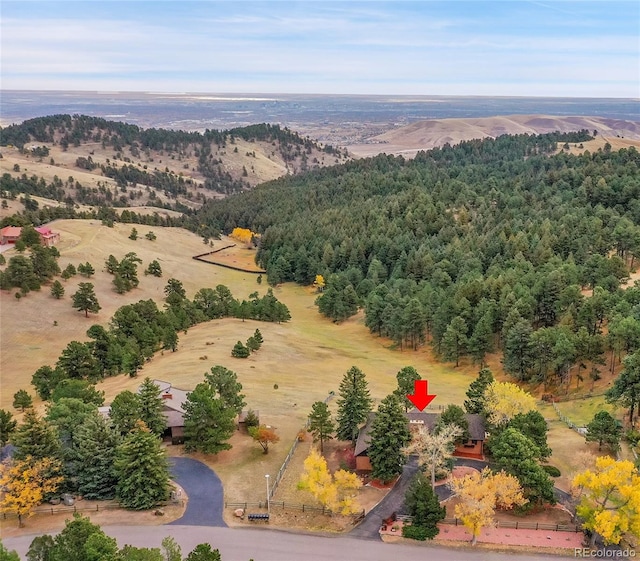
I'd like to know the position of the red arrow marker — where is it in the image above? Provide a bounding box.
[407,379,437,411]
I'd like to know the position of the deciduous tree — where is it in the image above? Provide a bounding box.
[450,468,526,545]
[572,457,640,546]
[404,423,462,488]
[483,381,537,427]
[248,425,279,454]
[298,449,361,515]
[0,457,64,527]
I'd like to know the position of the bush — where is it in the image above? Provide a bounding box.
[625,429,640,446]
[542,465,561,477]
[402,524,438,541]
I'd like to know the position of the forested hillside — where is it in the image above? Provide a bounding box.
[197,131,640,394]
[0,115,345,210]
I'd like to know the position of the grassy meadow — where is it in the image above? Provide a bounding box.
[0,219,611,502]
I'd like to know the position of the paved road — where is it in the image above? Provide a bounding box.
[168,457,226,527]
[3,525,570,561]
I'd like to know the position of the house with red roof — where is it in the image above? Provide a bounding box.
[0,225,60,246]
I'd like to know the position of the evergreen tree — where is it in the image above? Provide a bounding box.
[585,411,622,452]
[436,404,469,443]
[205,365,246,415]
[469,312,494,365]
[246,335,260,352]
[50,379,104,405]
[335,366,373,443]
[186,544,222,561]
[109,390,141,435]
[71,283,101,317]
[183,383,235,454]
[403,473,445,540]
[4,255,40,293]
[491,427,555,507]
[70,413,120,500]
[137,378,167,436]
[307,401,335,454]
[129,228,138,240]
[231,341,250,358]
[30,245,60,282]
[393,366,422,412]
[0,409,17,447]
[31,365,65,400]
[253,328,263,344]
[61,263,77,279]
[441,316,468,367]
[503,319,535,381]
[506,411,552,459]
[49,513,118,561]
[11,409,61,461]
[50,280,65,299]
[145,260,162,277]
[13,389,33,411]
[368,394,411,482]
[115,422,170,510]
[606,350,640,424]
[77,262,95,278]
[464,367,494,415]
[56,341,99,381]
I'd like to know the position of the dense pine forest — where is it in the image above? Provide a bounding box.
[197,131,640,393]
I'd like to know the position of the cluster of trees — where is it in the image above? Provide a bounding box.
[231,329,263,358]
[1,515,224,560]
[0,378,172,524]
[198,132,640,391]
[0,225,60,295]
[31,281,290,399]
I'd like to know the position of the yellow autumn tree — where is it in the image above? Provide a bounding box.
[572,456,640,546]
[449,468,526,545]
[313,275,325,293]
[230,227,258,246]
[0,456,64,527]
[483,381,537,426]
[298,449,362,515]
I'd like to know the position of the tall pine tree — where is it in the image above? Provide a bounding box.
[336,366,373,444]
[137,378,167,436]
[183,383,235,454]
[368,394,411,482]
[115,421,170,510]
[464,367,494,414]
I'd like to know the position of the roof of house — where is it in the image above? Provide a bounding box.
[354,410,486,457]
[0,226,22,238]
[150,379,189,414]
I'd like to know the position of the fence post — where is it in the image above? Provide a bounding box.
[515,522,518,529]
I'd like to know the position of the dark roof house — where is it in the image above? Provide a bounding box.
[354,410,486,471]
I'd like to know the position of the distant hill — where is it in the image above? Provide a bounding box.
[0,115,347,213]
[347,115,640,157]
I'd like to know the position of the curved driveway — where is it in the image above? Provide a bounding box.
[168,457,226,527]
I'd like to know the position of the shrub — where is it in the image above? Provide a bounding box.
[402,524,438,541]
[542,465,561,477]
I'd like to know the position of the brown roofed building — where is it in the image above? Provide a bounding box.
[354,410,486,471]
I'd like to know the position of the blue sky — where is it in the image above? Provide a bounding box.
[1,1,638,97]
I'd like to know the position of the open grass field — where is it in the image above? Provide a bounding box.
[196,244,266,273]
[0,219,623,512]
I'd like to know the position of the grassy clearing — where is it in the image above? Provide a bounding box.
[552,396,616,426]
[1,219,621,510]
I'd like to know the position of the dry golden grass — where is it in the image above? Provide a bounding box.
[0,220,598,508]
[196,245,266,272]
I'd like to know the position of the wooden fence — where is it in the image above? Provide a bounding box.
[398,514,582,532]
[225,500,365,518]
[268,392,335,499]
[2,500,184,521]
